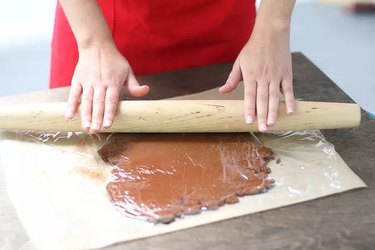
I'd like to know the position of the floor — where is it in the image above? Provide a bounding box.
[0,1,374,114]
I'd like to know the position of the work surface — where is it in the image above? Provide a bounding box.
[0,53,374,249]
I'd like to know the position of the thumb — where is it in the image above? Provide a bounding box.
[219,58,242,93]
[126,69,150,97]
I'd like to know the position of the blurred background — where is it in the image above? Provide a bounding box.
[0,0,374,115]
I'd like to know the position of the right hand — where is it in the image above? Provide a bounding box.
[65,44,149,134]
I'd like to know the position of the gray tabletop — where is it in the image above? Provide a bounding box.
[0,53,374,250]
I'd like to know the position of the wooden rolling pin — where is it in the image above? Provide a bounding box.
[0,100,360,132]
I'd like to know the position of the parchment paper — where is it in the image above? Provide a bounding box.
[0,86,366,250]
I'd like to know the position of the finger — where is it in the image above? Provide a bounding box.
[243,75,256,124]
[103,86,121,129]
[81,87,94,132]
[66,82,82,120]
[126,70,149,97]
[267,81,280,127]
[219,59,241,93]
[90,87,106,134]
[281,76,294,114]
[256,80,269,132]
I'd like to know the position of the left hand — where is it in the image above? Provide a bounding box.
[219,26,294,132]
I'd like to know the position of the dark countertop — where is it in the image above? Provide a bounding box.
[0,53,374,249]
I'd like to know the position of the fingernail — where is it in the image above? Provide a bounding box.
[66,112,73,119]
[287,107,294,114]
[267,120,274,127]
[83,121,91,128]
[260,123,268,132]
[91,122,101,130]
[103,119,112,128]
[245,115,253,124]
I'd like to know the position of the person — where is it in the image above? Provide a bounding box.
[50,0,296,134]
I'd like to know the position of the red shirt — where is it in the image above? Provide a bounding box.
[50,0,256,88]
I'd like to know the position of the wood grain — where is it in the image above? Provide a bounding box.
[0,101,360,132]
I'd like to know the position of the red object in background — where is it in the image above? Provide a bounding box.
[346,3,375,13]
[50,0,256,88]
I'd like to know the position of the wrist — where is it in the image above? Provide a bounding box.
[77,34,115,52]
[255,0,294,35]
[248,20,291,49]
[254,16,291,36]
[77,40,122,63]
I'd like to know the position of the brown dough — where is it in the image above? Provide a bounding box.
[99,133,274,224]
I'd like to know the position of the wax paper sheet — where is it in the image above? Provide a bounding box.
[0,127,366,250]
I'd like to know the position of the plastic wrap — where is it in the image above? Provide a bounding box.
[0,129,366,250]
[100,133,275,224]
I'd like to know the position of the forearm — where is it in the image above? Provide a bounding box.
[255,0,296,33]
[59,0,114,49]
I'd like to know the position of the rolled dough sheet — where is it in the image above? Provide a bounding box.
[0,86,366,250]
[101,133,274,224]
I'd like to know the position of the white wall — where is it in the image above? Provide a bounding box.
[290,3,375,114]
[0,0,56,48]
[0,0,56,96]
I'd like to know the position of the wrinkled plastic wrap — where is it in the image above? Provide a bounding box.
[100,133,275,224]
[0,129,366,250]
